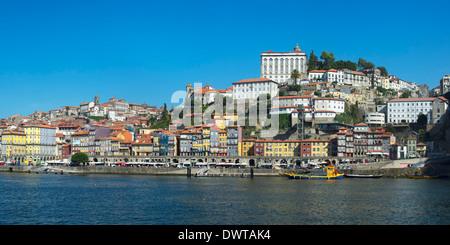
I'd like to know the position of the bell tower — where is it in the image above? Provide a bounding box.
[94,94,100,106]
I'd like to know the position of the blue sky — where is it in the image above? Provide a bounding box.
[0,0,449,118]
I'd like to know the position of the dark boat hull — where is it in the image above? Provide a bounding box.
[344,174,383,178]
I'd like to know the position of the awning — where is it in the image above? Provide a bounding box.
[217,162,235,165]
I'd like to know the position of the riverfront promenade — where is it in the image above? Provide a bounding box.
[0,158,429,178]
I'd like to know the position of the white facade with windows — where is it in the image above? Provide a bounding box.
[313,97,345,114]
[364,112,385,126]
[269,106,298,115]
[343,69,369,87]
[324,69,345,85]
[272,95,313,108]
[314,110,336,122]
[387,98,448,124]
[388,75,417,92]
[440,74,450,95]
[260,44,308,84]
[308,70,326,81]
[232,78,279,100]
[308,69,367,87]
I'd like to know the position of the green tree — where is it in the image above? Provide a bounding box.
[320,51,335,70]
[335,60,358,71]
[334,102,364,124]
[71,152,89,165]
[358,58,375,71]
[288,84,301,92]
[384,123,396,133]
[418,129,430,142]
[160,103,170,123]
[291,69,301,82]
[376,86,389,97]
[377,66,388,76]
[279,113,291,129]
[400,91,411,98]
[417,113,427,126]
[308,50,319,71]
[148,115,157,125]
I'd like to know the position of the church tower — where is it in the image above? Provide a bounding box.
[94,94,100,106]
[186,82,193,101]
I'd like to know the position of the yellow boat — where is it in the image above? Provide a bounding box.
[283,165,344,180]
[407,175,439,179]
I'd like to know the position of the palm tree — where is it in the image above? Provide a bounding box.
[291,69,301,84]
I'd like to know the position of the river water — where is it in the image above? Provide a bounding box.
[0,172,448,225]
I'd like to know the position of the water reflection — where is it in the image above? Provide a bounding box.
[0,173,449,225]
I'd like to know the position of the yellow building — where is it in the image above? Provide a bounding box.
[416,143,426,158]
[310,139,331,157]
[333,91,364,104]
[202,126,211,156]
[218,130,228,156]
[257,139,330,158]
[24,125,41,162]
[110,138,120,156]
[24,124,57,163]
[132,140,154,157]
[349,92,363,104]
[262,139,301,157]
[1,130,26,163]
[383,78,390,90]
[213,113,238,130]
[241,139,256,156]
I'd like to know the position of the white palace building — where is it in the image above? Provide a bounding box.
[260,44,308,84]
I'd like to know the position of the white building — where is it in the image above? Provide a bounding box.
[343,69,370,87]
[308,68,369,87]
[232,78,279,100]
[308,70,326,82]
[269,106,298,115]
[272,95,313,108]
[107,110,127,122]
[440,75,450,95]
[187,82,233,105]
[260,44,308,84]
[313,97,345,114]
[313,110,336,121]
[388,75,417,92]
[364,112,385,126]
[324,69,345,85]
[389,78,401,91]
[387,97,448,124]
[80,102,94,115]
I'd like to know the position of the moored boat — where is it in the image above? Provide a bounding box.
[283,165,344,180]
[344,174,383,178]
[407,175,439,179]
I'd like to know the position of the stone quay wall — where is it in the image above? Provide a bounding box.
[0,164,425,178]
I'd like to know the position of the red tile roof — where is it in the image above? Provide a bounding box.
[389,98,438,102]
[232,78,275,84]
